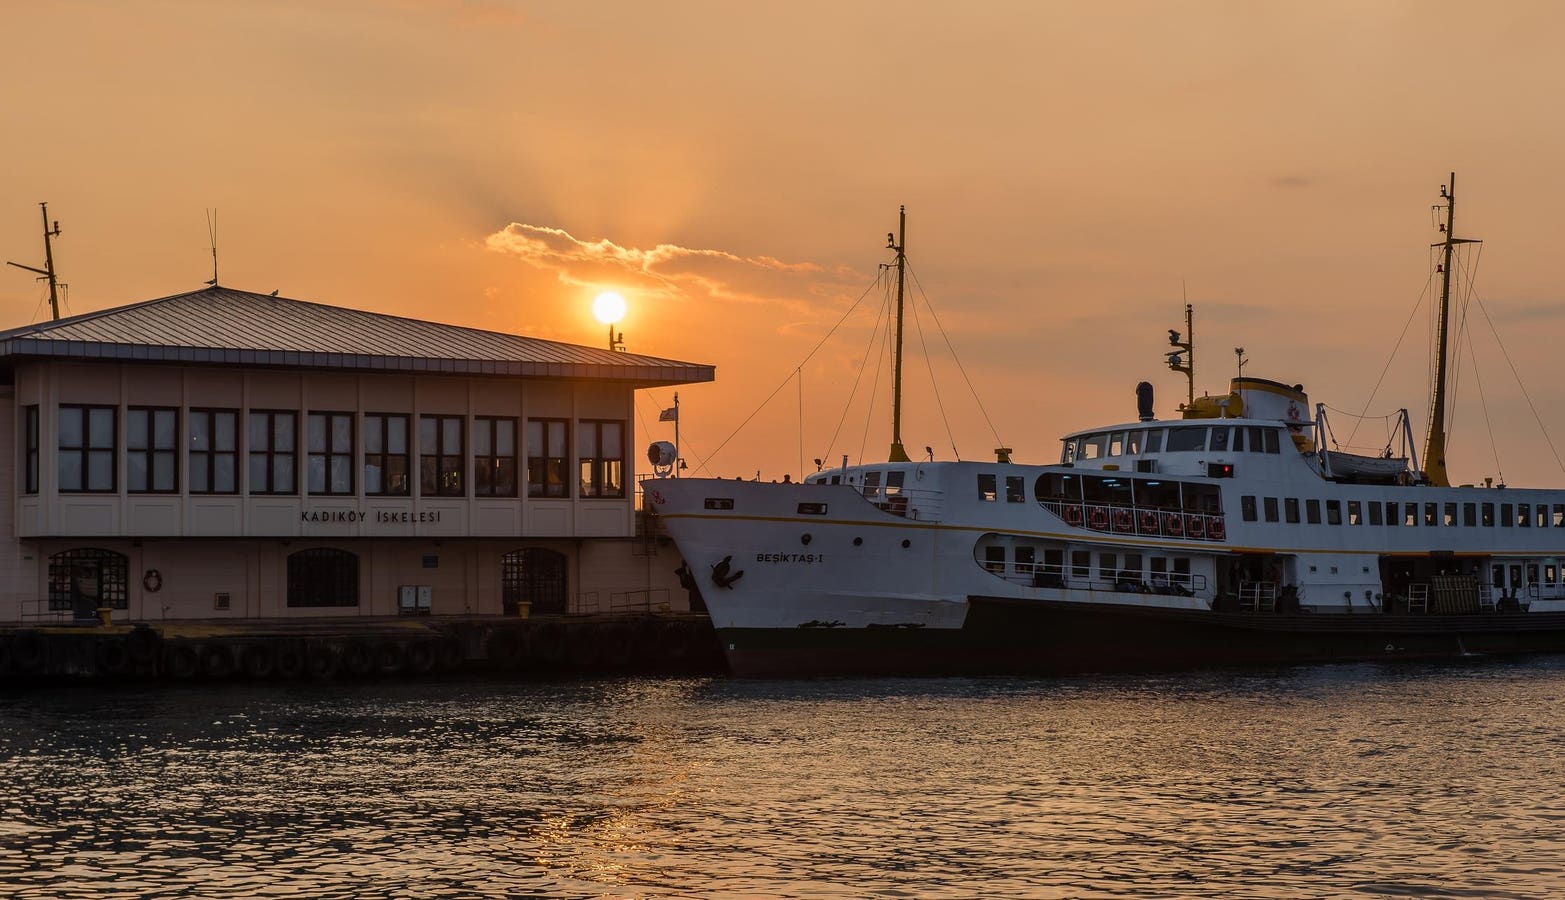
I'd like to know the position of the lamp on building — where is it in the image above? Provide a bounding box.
[593,292,627,352]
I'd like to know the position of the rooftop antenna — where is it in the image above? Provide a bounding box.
[1235,346,1247,378]
[7,202,64,321]
[205,208,219,287]
[1166,296,1194,408]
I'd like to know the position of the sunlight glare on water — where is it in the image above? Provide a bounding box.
[1,660,1562,899]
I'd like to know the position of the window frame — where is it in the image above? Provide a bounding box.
[58,404,117,493]
[189,408,240,495]
[306,411,355,496]
[526,417,569,499]
[576,418,625,499]
[420,414,466,497]
[23,405,38,494]
[473,415,519,498]
[248,409,298,495]
[126,406,180,494]
[363,413,411,497]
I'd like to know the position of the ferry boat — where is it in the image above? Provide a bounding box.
[644,180,1565,676]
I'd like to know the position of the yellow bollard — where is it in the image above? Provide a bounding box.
[96,607,113,626]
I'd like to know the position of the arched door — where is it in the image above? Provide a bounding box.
[501,549,568,615]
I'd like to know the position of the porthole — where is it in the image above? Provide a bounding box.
[901,539,911,549]
[801,533,812,546]
[853,537,863,546]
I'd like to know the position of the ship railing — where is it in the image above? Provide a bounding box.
[1238,582,1279,612]
[999,563,1209,598]
[1039,500,1227,542]
[861,488,944,522]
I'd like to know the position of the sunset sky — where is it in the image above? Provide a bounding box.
[5,1,1565,485]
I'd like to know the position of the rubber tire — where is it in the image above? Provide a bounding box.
[373,641,404,675]
[303,642,339,679]
[126,627,160,666]
[202,644,236,679]
[274,642,305,679]
[162,643,200,679]
[529,623,567,665]
[340,642,375,678]
[95,637,133,677]
[10,631,48,673]
[241,643,276,679]
[405,641,436,675]
[436,638,465,671]
[485,629,522,669]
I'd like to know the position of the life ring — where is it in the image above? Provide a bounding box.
[1208,517,1227,541]
[1063,505,1084,527]
[1163,512,1183,536]
[1138,510,1160,535]
[1186,514,1206,539]
[142,569,163,593]
[1088,507,1109,531]
[1112,509,1134,533]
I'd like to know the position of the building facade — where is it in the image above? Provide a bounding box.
[0,287,712,624]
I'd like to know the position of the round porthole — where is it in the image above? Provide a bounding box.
[853,537,863,546]
[901,539,911,549]
[801,533,812,545]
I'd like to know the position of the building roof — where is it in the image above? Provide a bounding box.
[0,286,714,386]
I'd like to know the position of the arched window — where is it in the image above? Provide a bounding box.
[501,548,568,615]
[49,548,129,617]
[287,548,359,608]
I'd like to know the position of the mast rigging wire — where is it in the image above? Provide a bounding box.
[906,262,1005,451]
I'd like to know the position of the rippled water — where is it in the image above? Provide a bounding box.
[2,659,1563,899]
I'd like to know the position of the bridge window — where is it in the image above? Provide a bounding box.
[1166,426,1207,452]
[1144,430,1164,453]
[1210,427,1230,452]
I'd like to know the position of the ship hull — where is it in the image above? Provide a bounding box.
[716,597,1565,677]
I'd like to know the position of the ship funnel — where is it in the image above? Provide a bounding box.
[1135,382,1155,421]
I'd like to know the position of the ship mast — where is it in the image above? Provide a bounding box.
[887,205,911,463]
[6,203,64,321]
[1422,173,1479,487]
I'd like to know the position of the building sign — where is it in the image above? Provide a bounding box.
[301,509,444,526]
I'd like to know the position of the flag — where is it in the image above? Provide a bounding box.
[658,407,678,422]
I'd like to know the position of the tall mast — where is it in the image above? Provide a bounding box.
[887,205,910,463]
[1422,173,1478,487]
[1167,302,1194,408]
[6,203,64,321]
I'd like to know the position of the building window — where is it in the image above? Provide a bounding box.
[474,416,518,497]
[189,409,239,494]
[526,418,568,498]
[307,411,354,495]
[286,548,358,607]
[502,548,568,615]
[248,410,297,494]
[48,548,128,616]
[420,415,465,497]
[23,405,38,494]
[58,405,116,493]
[363,413,410,496]
[127,407,178,493]
[577,419,625,498]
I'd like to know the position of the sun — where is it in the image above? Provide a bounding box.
[592,292,627,325]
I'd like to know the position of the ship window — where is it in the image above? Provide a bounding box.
[1326,500,1342,525]
[977,473,996,502]
[1005,475,1025,503]
[1123,553,1143,583]
[1548,564,1559,584]
[1306,499,1321,525]
[1464,503,1477,527]
[863,471,883,501]
[1482,502,1495,526]
[1501,503,1513,527]
[1183,482,1222,513]
[1137,478,1180,510]
[1368,502,1383,526]
[1098,552,1117,584]
[1172,557,1191,577]
[1400,502,1416,527]
[1422,502,1437,527]
[1285,498,1301,524]
[1082,434,1108,459]
[1262,497,1278,522]
[1071,550,1091,580]
[1165,426,1207,452]
[797,502,828,515]
[1109,433,1125,456]
[704,498,735,510]
[1015,545,1036,576]
[1210,427,1230,452]
[1263,429,1280,453]
[1125,431,1143,455]
[1232,428,1246,452]
[983,546,1006,574]
[1241,496,1258,522]
[1555,504,1565,527]
[1538,506,1550,528]
[1348,501,1362,525]
[1144,430,1163,453]
[1043,549,1064,579]
[1518,502,1531,527]
[1037,473,1078,502]
[1491,565,1504,587]
[1444,502,1458,527]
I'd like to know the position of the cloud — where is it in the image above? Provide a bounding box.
[484,222,860,316]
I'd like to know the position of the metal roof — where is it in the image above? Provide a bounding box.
[0,286,714,386]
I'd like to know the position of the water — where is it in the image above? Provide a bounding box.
[2,659,1563,899]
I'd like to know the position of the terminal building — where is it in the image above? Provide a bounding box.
[0,286,713,625]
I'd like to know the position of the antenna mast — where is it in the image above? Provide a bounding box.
[6,203,64,321]
[1167,302,1194,408]
[206,209,219,287]
[1422,172,1479,487]
[887,205,910,463]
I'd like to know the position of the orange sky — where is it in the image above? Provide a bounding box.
[5,1,1565,485]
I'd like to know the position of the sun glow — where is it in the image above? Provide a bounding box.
[592,292,627,324]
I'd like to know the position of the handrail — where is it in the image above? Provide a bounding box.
[988,560,1210,598]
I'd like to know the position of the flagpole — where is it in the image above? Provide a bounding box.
[673,391,680,478]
